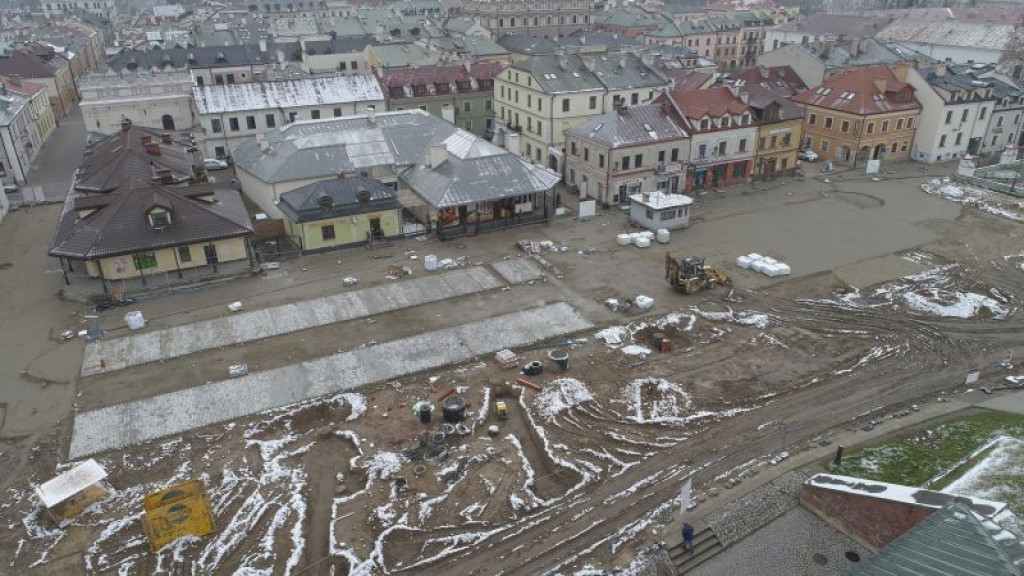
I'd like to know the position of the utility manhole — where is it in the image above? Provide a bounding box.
[0,262,11,271]
[812,553,828,566]
[846,551,862,563]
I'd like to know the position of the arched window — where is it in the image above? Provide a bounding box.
[162,115,175,130]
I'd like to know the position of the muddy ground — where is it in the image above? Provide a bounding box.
[2,169,1024,575]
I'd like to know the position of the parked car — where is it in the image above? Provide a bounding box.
[3,183,18,194]
[798,150,819,162]
[204,158,229,171]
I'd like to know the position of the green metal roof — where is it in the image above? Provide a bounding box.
[851,504,1022,576]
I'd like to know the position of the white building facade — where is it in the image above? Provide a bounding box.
[193,75,386,159]
[902,65,996,163]
[80,71,196,135]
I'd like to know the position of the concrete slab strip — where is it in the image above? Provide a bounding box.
[81,267,503,376]
[490,258,545,285]
[69,302,593,458]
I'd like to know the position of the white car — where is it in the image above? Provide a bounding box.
[798,150,819,162]
[204,158,229,171]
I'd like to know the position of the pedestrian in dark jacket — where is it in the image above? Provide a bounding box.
[682,523,695,554]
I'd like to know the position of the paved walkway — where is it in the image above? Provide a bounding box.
[69,302,592,458]
[28,105,85,201]
[82,266,502,376]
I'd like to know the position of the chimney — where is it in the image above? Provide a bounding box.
[727,85,740,98]
[758,64,768,80]
[739,91,749,105]
[121,118,132,132]
[153,168,173,184]
[145,141,161,155]
[366,104,376,123]
[558,53,568,70]
[141,135,153,145]
[161,133,173,144]
[441,103,455,123]
[935,63,947,76]
[619,54,627,70]
[428,143,447,168]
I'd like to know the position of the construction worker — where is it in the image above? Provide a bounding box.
[682,522,695,554]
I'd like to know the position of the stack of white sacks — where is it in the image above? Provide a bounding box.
[736,252,791,277]
[615,231,656,248]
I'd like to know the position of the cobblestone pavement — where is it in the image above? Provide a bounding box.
[691,506,869,576]
[82,266,502,375]
[69,302,592,457]
[706,471,807,546]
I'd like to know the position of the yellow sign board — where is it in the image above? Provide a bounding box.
[143,480,215,552]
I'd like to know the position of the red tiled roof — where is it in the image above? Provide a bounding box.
[666,87,752,121]
[379,62,503,95]
[791,65,921,116]
[0,75,46,97]
[732,65,807,97]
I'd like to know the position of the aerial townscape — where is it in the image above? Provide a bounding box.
[4,0,1024,574]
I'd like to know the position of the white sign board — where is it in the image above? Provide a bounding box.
[965,370,980,385]
[578,200,596,219]
[865,159,881,174]
[678,476,693,515]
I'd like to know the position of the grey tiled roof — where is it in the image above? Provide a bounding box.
[568,103,688,148]
[401,131,560,208]
[589,52,669,91]
[232,109,457,183]
[278,176,398,222]
[50,181,252,259]
[512,53,667,94]
[850,503,1023,576]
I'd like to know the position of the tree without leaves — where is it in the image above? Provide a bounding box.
[1001,15,1024,85]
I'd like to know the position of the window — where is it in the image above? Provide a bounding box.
[536,121,542,134]
[321,225,336,241]
[589,95,597,110]
[700,119,710,130]
[215,146,225,158]
[631,93,639,105]
[514,90,519,103]
[907,117,915,129]
[149,211,169,227]
[562,98,570,112]
[721,117,730,128]
[226,73,235,84]
[485,100,492,111]
[634,154,642,167]
[311,110,321,120]
[339,62,347,71]
[526,94,531,107]
[599,153,605,168]
[820,140,829,152]
[839,120,849,133]
[980,107,987,120]
[211,119,222,133]
[569,168,575,184]
[501,86,505,98]
[334,108,342,117]
[266,114,276,128]
[955,132,963,146]
[698,144,707,158]
[961,109,968,122]
[896,118,904,130]
[214,74,224,85]
[945,110,953,124]
[939,134,947,148]
[464,101,472,113]
[584,148,589,161]
[739,138,747,152]
[671,148,679,162]
[177,246,192,263]
[808,113,817,125]
[570,141,577,156]
[998,117,1004,127]
[621,155,630,170]
[732,161,747,178]
[660,210,676,221]
[195,76,204,86]
[759,137,766,149]
[1016,114,1021,125]
[823,117,833,129]
[901,141,909,152]
[229,117,240,131]
[866,122,874,134]
[350,61,358,71]
[890,142,898,153]
[658,150,665,163]
[246,116,256,129]
[646,208,655,219]
[134,252,157,270]
[717,141,726,155]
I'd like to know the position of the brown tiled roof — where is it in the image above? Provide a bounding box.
[0,49,63,78]
[0,75,47,97]
[665,87,753,121]
[76,124,196,193]
[791,65,921,116]
[50,180,253,259]
[664,69,713,91]
[732,65,807,97]
[741,85,804,122]
[379,62,502,99]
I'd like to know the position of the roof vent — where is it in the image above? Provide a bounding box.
[356,189,371,203]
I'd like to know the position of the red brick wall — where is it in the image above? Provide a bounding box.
[800,485,935,549]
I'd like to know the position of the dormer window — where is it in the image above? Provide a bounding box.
[148,208,171,228]
[700,119,709,130]
[720,117,730,128]
[741,113,750,125]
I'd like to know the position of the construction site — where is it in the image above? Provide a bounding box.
[2,170,1024,575]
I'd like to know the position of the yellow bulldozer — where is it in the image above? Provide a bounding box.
[665,253,731,294]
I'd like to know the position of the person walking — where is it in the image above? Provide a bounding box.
[682,522,695,554]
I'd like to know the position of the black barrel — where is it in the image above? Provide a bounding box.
[419,404,432,423]
[442,395,466,423]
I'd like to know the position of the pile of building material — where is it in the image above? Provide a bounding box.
[736,253,791,277]
[616,231,656,248]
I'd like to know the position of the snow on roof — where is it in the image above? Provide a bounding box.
[807,474,1007,519]
[34,459,108,508]
[193,75,384,115]
[630,191,693,210]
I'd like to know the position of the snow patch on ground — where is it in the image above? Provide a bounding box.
[690,307,772,328]
[922,179,1024,223]
[534,378,595,422]
[620,378,694,425]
